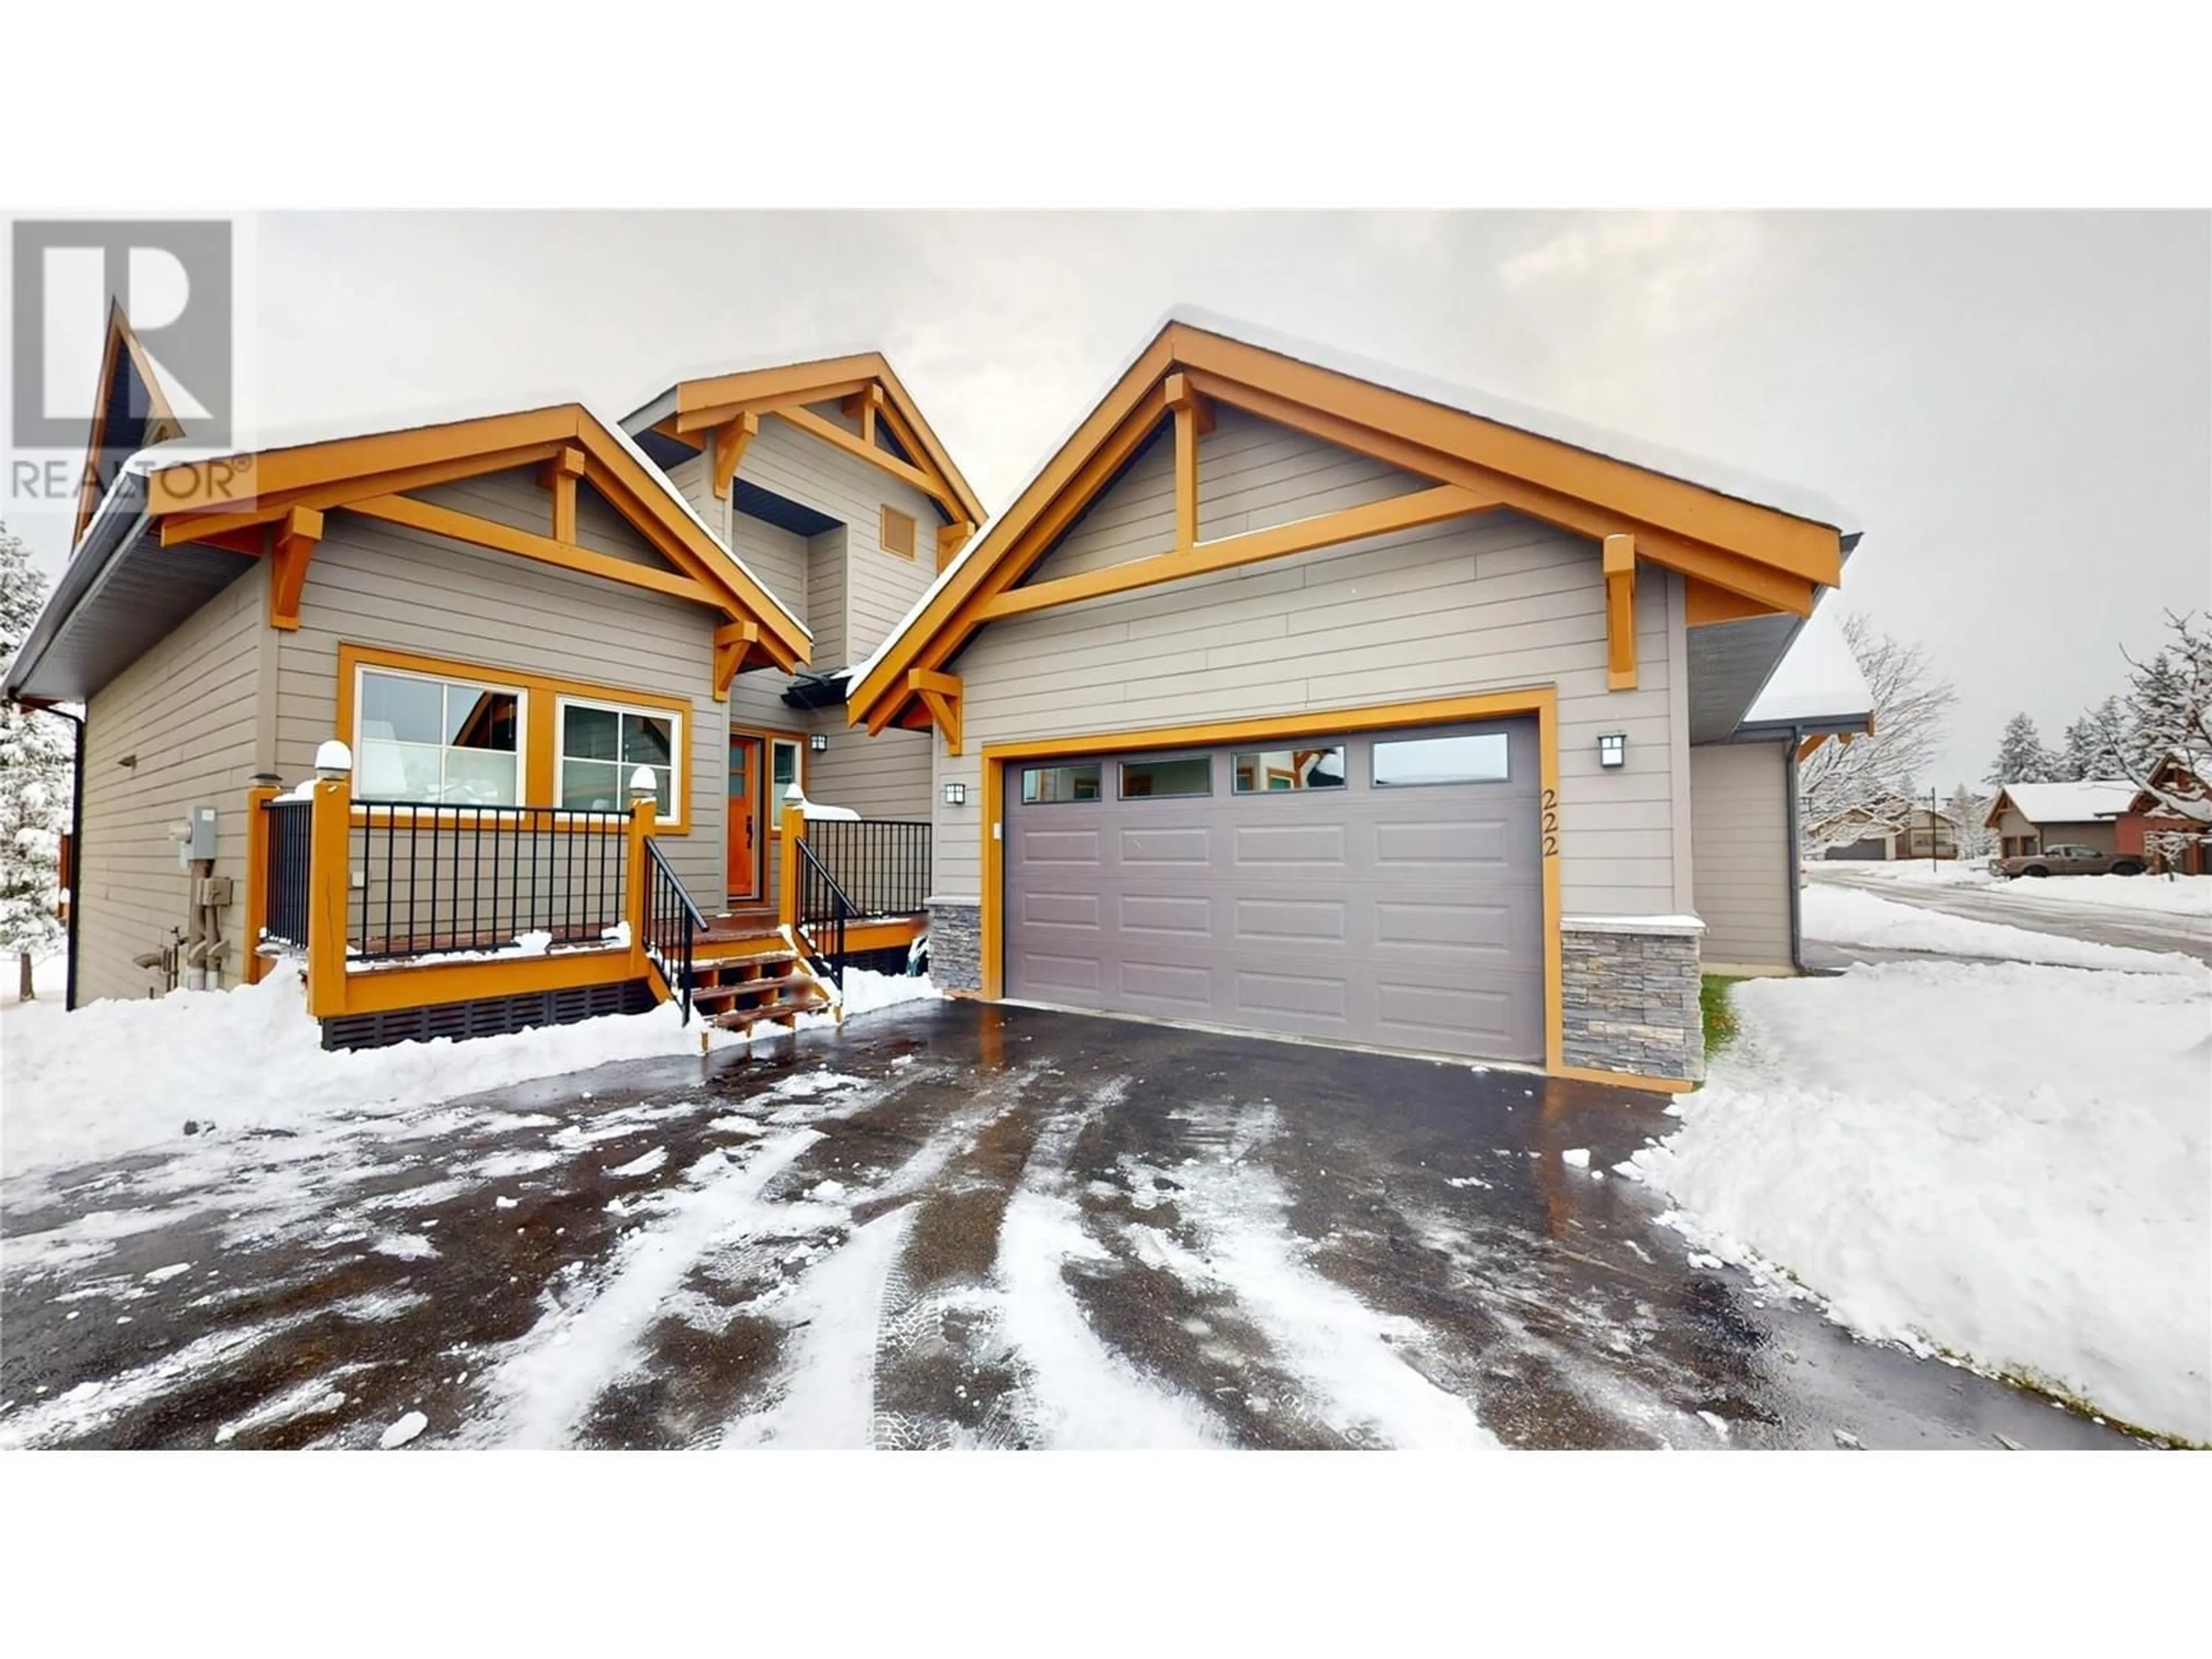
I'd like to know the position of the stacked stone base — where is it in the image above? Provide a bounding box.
[1559,916,1705,1084]
[925,899,982,993]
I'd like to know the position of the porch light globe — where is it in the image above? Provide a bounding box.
[313,739,353,778]
[628,766,659,800]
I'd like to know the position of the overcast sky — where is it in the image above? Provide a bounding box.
[9,211,2206,789]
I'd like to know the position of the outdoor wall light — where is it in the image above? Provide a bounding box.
[1597,732,1627,770]
[942,781,967,806]
[809,732,828,753]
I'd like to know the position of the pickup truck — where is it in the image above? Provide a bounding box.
[1987,843,2144,878]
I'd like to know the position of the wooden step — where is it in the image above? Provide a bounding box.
[690,971,819,1011]
[707,986,828,1034]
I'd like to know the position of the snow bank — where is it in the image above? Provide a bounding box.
[1801,882,2195,973]
[1631,960,2212,1442]
[1,961,941,1179]
[1839,862,2212,918]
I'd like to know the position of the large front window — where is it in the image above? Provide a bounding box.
[558,698,681,816]
[355,668,522,804]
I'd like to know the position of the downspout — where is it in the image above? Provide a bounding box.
[48,707,88,1012]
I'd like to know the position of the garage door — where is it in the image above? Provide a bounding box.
[1004,719,1544,1061]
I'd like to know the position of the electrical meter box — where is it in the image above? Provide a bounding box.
[176,805,218,869]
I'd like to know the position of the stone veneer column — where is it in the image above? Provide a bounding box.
[925,897,982,993]
[1558,915,1706,1084]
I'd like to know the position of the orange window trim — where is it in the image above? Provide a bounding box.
[336,642,696,835]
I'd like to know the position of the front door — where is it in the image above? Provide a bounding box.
[727,734,761,903]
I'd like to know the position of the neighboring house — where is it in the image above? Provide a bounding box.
[1983,780,2137,858]
[1812,801,1961,861]
[2111,754,2210,874]
[849,309,1865,1089]
[7,305,1871,1093]
[4,312,978,1043]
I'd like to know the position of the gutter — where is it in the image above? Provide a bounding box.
[1782,721,1835,978]
[2,470,153,703]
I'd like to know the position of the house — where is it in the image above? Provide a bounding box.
[848,309,1866,1089]
[1812,800,1961,861]
[4,310,977,1044]
[2111,754,2209,874]
[1983,780,2138,858]
[8,305,1870,1093]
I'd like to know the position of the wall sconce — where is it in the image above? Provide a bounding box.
[942,781,967,806]
[1597,732,1627,770]
[809,732,828,753]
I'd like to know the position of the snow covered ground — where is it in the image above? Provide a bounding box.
[1830,861,2212,918]
[0,960,937,1177]
[1630,959,2212,1444]
[1801,881,2199,972]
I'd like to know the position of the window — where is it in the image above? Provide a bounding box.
[772,737,802,798]
[1372,732,1510,787]
[356,667,522,804]
[556,698,681,816]
[1232,747,1344,793]
[1022,763,1103,804]
[1120,756,1211,799]
[880,505,917,559]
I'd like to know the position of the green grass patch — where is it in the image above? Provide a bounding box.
[1701,975,1747,1057]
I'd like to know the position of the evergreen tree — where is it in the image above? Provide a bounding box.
[1985,712,2056,786]
[2057,699,2124,781]
[1945,783,1991,857]
[2127,649,2192,772]
[0,522,71,999]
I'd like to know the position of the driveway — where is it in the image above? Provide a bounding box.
[1809,866,2212,964]
[0,1002,2143,1450]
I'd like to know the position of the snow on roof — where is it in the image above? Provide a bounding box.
[851,304,1861,702]
[81,395,809,643]
[1997,781,2139,824]
[1166,306,1860,536]
[1744,605,1873,726]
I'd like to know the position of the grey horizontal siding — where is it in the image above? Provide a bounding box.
[77,563,266,1003]
[414,466,672,570]
[931,416,1687,921]
[1689,741,1794,969]
[276,510,725,910]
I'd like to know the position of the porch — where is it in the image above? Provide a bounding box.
[244,756,930,1049]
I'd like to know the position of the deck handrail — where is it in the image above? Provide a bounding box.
[642,838,704,1022]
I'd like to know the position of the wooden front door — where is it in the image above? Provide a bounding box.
[727,734,761,902]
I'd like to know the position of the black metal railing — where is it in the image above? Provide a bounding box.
[793,836,855,990]
[800,819,930,919]
[643,839,703,1023]
[346,801,631,964]
[262,796,315,950]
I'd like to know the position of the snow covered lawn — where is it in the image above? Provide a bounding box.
[0,961,938,1178]
[1630,960,2212,1443]
[1801,881,2197,972]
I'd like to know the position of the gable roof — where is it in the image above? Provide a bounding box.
[1985,780,2138,828]
[7,400,811,707]
[847,307,1853,734]
[621,349,986,530]
[69,302,191,546]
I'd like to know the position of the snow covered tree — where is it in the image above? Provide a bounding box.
[2092,613,2212,857]
[2055,705,2118,781]
[1985,713,2057,786]
[1,523,71,999]
[1945,783,1993,857]
[1798,613,1957,853]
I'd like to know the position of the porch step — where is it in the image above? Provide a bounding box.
[704,984,829,1034]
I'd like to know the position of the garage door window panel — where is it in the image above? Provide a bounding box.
[1120,755,1212,799]
[1232,746,1346,793]
[1372,732,1510,787]
[1022,763,1103,804]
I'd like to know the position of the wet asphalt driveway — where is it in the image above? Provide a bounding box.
[0,1001,2143,1450]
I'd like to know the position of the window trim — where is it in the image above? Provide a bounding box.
[335,643,696,834]
[351,661,528,810]
[554,694,685,824]
[768,734,806,834]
